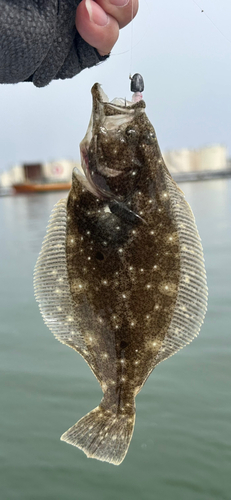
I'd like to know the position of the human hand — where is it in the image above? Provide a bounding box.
[76,0,139,56]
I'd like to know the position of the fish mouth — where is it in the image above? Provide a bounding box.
[74,83,145,199]
[91,83,141,129]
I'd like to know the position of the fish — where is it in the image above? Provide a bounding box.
[34,80,208,466]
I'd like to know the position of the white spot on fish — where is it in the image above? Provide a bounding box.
[159,282,177,296]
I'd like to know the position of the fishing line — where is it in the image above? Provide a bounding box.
[129,0,135,77]
[110,36,145,57]
[111,0,152,58]
[191,0,231,45]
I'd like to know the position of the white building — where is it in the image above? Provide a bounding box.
[0,164,24,187]
[42,159,75,182]
[163,145,227,174]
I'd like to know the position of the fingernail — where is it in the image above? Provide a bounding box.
[110,0,129,6]
[85,0,109,26]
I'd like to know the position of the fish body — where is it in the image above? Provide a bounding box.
[34,83,208,465]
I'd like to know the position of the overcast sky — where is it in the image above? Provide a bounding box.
[0,0,231,172]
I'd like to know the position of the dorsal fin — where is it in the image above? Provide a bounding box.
[155,177,208,365]
[34,198,87,352]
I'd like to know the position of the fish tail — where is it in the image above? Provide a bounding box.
[60,399,136,465]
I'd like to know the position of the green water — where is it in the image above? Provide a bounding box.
[0,180,231,500]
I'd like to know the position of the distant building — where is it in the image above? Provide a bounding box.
[42,159,74,183]
[0,159,77,188]
[0,164,24,187]
[163,145,228,174]
[0,146,230,190]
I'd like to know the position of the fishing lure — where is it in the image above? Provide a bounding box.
[34,75,208,465]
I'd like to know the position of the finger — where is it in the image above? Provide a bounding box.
[95,0,139,29]
[76,0,119,56]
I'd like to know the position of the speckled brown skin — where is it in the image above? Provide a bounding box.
[34,84,207,465]
[65,88,180,415]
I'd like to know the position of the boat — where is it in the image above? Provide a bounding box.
[13,182,71,193]
[12,162,72,193]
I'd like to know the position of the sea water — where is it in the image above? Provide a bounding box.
[0,179,230,500]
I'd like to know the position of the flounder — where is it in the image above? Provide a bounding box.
[34,79,208,465]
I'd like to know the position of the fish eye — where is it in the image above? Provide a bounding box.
[117,129,126,143]
[142,131,156,145]
[125,127,137,143]
[99,126,107,135]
